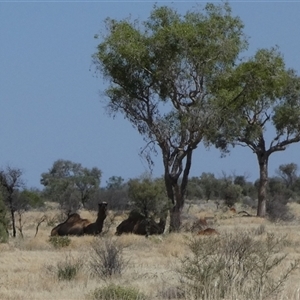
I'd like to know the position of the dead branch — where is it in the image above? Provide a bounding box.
[34,216,46,238]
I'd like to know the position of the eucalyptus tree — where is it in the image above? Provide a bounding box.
[0,166,24,237]
[213,48,300,217]
[128,175,167,219]
[93,3,247,231]
[276,163,298,188]
[41,160,101,213]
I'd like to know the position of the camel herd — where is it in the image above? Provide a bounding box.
[50,202,218,237]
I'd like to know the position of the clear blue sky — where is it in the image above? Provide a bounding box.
[1,1,300,189]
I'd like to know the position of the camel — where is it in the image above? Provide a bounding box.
[115,210,144,236]
[115,210,166,236]
[190,217,208,232]
[50,202,107,236]
[83,202,108,235]
[197,228,219,236]
[229,207,237,213]
[50,213,90,236]
[133,218,166,236]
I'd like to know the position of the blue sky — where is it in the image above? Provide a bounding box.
[1,1,300,189]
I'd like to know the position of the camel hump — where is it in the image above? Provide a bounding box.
[66,213,81,223]
[198,228,219,236]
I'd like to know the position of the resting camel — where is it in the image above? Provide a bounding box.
[84,202,108,235]
[115,210,166,236]
[197,228,219,236]
[115,210,144,236]
[50,202,107,236]
[133,218,166,236]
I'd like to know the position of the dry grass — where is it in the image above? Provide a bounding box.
[1,204,300,300]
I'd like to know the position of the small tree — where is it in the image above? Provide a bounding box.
[213,48,300,217]
[41,160,101,213]
[199,172,219,201]
[128,175,168,219]
[276,163,298,188]
[0,166,24,237]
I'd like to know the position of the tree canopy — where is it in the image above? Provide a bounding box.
[93,2,248,230]
[213,48,300,216]
[41,159,101,213]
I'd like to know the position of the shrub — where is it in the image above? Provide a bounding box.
[89,238,128,280]
[177,231,300,300]
[89,284,147,300]
[48,236,71,248]
[47,254,82,281]
[57,255,82,281]
[267,195,294,222]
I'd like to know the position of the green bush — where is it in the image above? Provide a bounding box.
[48,236,71,248]
[89,284,148,300]
[178,231,300,300]
[47,254,82,281]
[57,255,82,281]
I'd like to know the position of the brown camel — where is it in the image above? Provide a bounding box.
[198,228,219,236]
[50,202,107,236]
[83,202,108,235]
[115,210,144,236]
[115,210,165,236]
[50,213,90,236]
[229,207,237,213]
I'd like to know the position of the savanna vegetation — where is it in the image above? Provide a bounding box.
[1,2,300,299]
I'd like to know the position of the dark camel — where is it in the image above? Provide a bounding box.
[115,210,166,236]
[115,210,144,236]
[133,218,166,236]
[84,202,108,235]
[50,202,107,236]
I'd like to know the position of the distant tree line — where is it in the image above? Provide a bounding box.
[1,159,300,242]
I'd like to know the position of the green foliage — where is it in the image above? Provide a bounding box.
[89,284,148,300]
[57,255,82,281]
[106,176,125,190]
[276,163,298,188]
[47,254,82,281]
[199,173,219,201]
[41,159,101,212]
[93,3,248,230]
[186,176,203,200]
[223,183,243,207]
[48,236,71,249]
[178,231,300,300]
[128,174,168,218]
[0,166,24,238]
[20,189,44,209]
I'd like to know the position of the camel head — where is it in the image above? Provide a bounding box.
[97,202,108,220]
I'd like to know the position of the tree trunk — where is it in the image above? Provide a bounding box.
[10,209,16,238]
[169,184,184,232]
[256,153,269,217]
[164,149,193,232]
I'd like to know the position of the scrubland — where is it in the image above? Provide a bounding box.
[1,202,300,300]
